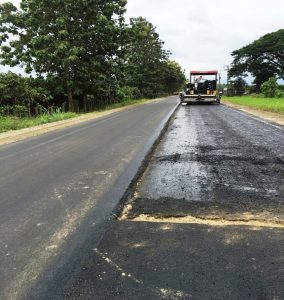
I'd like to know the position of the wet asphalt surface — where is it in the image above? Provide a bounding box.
[64,103,284,299]
[0,97,178,300]
[138,103,284,203]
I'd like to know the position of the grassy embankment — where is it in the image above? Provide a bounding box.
[222,96,284,115]
[0,98,151,133]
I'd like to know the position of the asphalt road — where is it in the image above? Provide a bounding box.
[138,103,284,204]
[0,96,178,300]
[64,103,284,299]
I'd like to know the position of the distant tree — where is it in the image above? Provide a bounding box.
[0,72,26,107]
[229,29,284,88]
[0,0,127,111]
[162,60,186,93]
[122,17,170,97]
[0,72,51,116]
[232,77,246,95]
[260,77,279,98]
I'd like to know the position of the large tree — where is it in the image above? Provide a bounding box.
[0,0,126,111]
[122,17,170,97]
[162,60,186,93]
[229,29,284,87]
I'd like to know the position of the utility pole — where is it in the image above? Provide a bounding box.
[224,65,230,95]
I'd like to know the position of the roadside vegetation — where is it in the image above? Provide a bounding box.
[222,96,284,115]
[0,0,186,132]
[0,97,155,133]
[0,112,77,133]
[223,29,284,116]
[229,29,284,89]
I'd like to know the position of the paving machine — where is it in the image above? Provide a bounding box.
[179,70,222,104]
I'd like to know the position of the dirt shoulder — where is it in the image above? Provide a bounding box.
[0,97,168,146]
[223,101,284,126]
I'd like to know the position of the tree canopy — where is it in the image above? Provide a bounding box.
[122,17,169,97]
[163,60,186,94]
[121,18,185,97]
[0,0,127,110]
[0,1,185,115]
[229,29,284,87]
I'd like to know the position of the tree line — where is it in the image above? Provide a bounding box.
[0,1,185,116]
[228,29,284,96]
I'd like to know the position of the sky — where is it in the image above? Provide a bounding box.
[1,0,284,82]
[126,0,284,82]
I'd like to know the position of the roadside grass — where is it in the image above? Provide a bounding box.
[0,112,77,133]
[222,95,284,115]
[0,98,155,133]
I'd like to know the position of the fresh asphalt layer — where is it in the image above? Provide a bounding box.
[0,96,179,300]
[64,103,284,299]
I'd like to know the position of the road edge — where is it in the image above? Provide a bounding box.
[222,101,284,127]
[113,101,180,219]
[0,96,173,146]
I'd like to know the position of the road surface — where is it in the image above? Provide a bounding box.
[0,96,178,300]
[64,103,284,299]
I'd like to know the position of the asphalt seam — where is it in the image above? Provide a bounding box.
[113,102,180,218]
[122,214,284,228]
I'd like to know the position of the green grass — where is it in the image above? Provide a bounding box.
[0,112,78,133]
[222,95,284,115]
[0,98,155,133]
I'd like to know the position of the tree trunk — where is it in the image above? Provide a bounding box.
[83,95,87,113]
[67,88,74,112]
[28,101,31,118]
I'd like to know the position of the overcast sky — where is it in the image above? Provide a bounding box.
[1,0,284,82]
[126,0,284,81]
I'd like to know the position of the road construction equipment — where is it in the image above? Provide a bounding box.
[179,70,222,104]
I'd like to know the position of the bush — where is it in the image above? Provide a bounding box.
[117,86,141,101]
[260,77,278,97]
[13,105,29,117]
[275,90,284,98]
[0,105,13,116]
